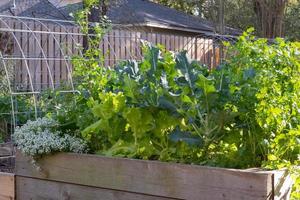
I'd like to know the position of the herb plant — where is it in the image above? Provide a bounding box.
[14,117,87,156]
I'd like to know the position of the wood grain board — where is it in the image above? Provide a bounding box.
[15,151,293,200]
[0,172,15,200]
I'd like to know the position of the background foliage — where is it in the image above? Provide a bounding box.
[152,0,300,40]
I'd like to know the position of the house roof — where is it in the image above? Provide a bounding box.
[0,0,240,35]
[62,0,232,33]
[0,0,69,20]
[61,0,240,35]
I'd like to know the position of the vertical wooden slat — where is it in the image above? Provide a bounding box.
[61,25,68,83]
[34,21,42,91]
[136,31,142,60]
[165,34,170,50]
[103,34,109,66]
[114,29,120,65]
[195,37,199,63]
[40,22,48,90]
[170,35,175,52]
[28,22,35,91]
[152,33,156,45]
[47,23,54,89]
[203,38,207,65]
[174,35,179,52]
[13,20,21,91]
[67,26,73,86]
[54,24,61,87]
[161,34,165,47]
[180,36,184,51]
[120,30,126,61]
[125,31,130,60]
[109,31,115,66]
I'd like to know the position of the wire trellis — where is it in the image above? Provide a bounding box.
[0,14,236,140]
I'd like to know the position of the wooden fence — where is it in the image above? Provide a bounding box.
[0,18,223,92]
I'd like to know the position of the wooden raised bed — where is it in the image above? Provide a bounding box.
[15,151,293,200]
[0,172,15,200]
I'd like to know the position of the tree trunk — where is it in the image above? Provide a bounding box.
[217,0,225,34]
[253,0,288,38]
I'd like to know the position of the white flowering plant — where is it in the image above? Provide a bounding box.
[13,117,87,156]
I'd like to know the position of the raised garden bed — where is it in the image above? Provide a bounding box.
[0,172,15,200]
[15,151,293,200]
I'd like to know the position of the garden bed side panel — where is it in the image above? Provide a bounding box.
[15,152,289,200]
[16,176,175,200]
[0,172,15,200]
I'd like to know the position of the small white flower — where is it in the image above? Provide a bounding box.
[13,117,87,156]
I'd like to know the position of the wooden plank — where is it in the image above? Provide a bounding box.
[119,30,126,61]
[174,35,179,52]
[34,22,42,91]
[41,23,49,89]
[124,31,131,60]
[19,21,26,90]
[146,32,152,44]
[16,177,175,200]
[0,172,15,200]
[60,25,68,83]
[103,34,109,66]
[13,20,22,91]
[47,23,55,88]
[54,24,61,87]
[179,36,184,51]
[109,31,115,66]
[27,22,35,91]
[131,31,137,60]
[16,152,275,200]
[0,143,14,157]
[170,35,175,51]
[273,169,293,200]
[114,29,120,64]
[135,31,142,60]
[0,147,12,157]
[161,34,166,47]
[156,33,161,45]
[165,34,170,50]
[66,26,73,86]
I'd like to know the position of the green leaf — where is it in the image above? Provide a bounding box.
[196,74,216,94]
[169,129,203,147]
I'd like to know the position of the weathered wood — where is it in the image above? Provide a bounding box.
[15,151,284,200]
[273,169,293,200]
[16,176,176,200]
[0,143,13,157]
[0,148,12,157]
[1,19,222,91]
[0,172,15,200]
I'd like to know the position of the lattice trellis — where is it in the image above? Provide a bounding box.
[0,14,236,137]
[0,15,82,130]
